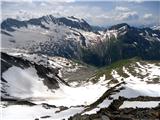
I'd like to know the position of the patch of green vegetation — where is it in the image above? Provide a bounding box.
[71,58,98,69]
[108,78,119,84]
[127,64,144,79]
[90,57,140,83]
[71,56,159,85]
[116,68,130,78]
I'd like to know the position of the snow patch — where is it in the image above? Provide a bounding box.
[33,81,108,107]
[1,104,84,120]
[120,101,160,109]
[2,66,54,99]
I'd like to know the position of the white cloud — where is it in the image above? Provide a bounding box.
[1,1,157,26]
[143,13,152,20]
[1,0,75,2]
[40,2,47,6]
[115,6,130,12]
[117,11,139,21]
[1,3,139,25]
[1,0,32,2]
[127,0,143,3]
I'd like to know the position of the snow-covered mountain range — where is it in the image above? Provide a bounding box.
[1,15,160,66]
[1,15,160,120]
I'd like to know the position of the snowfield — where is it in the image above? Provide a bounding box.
[111,62,160,99]
[2,65,108,107]
[119,101,160,109]
[1,104,84,120]
[1,53,107,119]
[2,66,55,99]
[32,77,108,107]
[83,61,160,115]
[1,52,160,119]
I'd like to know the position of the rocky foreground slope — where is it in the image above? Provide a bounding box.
[1,52,160,120]
[70,105,160,120]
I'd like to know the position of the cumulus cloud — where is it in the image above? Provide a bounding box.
[127,0,144,3]
[40,2,47,6]
[143,13,152,20]
[1,0,75,2]
[1,2,139,25]
[115,6,130,12]
[2,0,24,1]
[117,11,139,21]
[1,1,158,26]
[114,6,139,22]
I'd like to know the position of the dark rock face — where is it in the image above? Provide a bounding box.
[1,18,27,31]
[40,116,51,119]
[108,23,130,30]
[80,24,160,66]
[57,17,92,31]
[119,26,160,60]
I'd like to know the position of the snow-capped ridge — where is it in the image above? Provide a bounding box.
[1,15,92,32]
[108,23,130,31]
[151,25,160,31]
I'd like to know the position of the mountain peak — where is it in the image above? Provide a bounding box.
[1,15,92,32]
[109,23,130,30]
[1,18,27,31]
[67,16,82,22]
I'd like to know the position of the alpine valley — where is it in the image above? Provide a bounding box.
[1,15,160,120]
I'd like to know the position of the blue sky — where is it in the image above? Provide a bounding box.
[1,0,160,27]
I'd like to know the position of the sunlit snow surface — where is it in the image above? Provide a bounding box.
[1,55,160,119]
[2,66,54,99]
[33,82,107,106]
[1,65,107,120]
[119,101,160,109]
[2,65,108,107]
[1,104,84,120]
[83,62,160,115]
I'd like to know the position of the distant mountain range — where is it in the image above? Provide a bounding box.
[1,15,92,32]
[1,15,160,66]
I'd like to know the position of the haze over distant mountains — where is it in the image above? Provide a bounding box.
[1,1,159,27]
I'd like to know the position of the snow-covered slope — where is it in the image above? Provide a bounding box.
[1,52,66,100]
[79,58,160,115]
[0,52,106,120]
[1,52,106,107]
[151,25,160,31]
[1,16,160,120]
[1,16,102,60]
[1,17,160,66]
[1,52,160,120]
[1,15,92,32]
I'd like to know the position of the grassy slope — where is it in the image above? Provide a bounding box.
[89,57,160,83]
